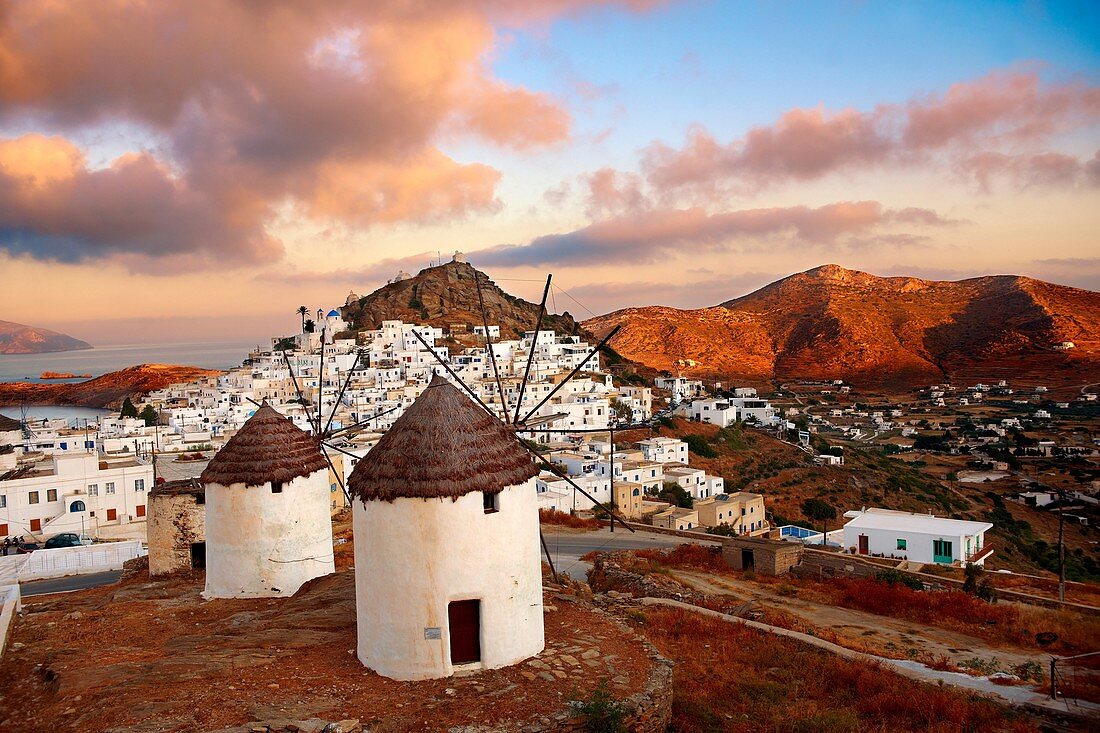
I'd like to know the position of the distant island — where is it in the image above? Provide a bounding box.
[40,371,93,379]
[0,319,92,354]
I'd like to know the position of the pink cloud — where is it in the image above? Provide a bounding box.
[0,1,658,272]
[955,150,1095,192]
[640,70,1100,198]
[476,201,956,268]
[583,167,646,217]
[903,70,1100,148]
[461,80,571,149]
[0,135,278,267]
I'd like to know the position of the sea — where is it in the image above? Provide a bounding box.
[0,340,257,424]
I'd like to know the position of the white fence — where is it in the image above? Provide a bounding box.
[17,541,146,582]
[0,583,21,660]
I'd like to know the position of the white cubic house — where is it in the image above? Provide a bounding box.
[842,508,993,567]
[0,448,153,541]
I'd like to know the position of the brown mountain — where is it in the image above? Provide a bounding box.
[583,265,1100,388]
[0,364,223,409]
[342,260,581,339]
[0,320,91,354]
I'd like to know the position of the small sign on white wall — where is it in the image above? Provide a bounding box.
[424,627,441,640]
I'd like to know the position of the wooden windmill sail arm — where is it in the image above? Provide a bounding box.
[515,439,636,533]
[327,404,401,438]
[323,349,362,436]
[513,274,552,425]
[515,412,570,429]
[476,274,510,425]
[540,530,561,584]
[517,324,621,427]
[409,328,498,418]
[282,350,319,435]
[318,442,352,506]
[317,337,325,437]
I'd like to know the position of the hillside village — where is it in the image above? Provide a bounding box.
[1,262,1098,731]
[2,3,1099,730]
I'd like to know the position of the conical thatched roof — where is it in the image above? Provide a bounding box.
[200,404,328,487]
[348,374,537,502]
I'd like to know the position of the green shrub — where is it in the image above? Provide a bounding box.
[685,434,717,458]
[873,569,924,591]
[569,681,628,733]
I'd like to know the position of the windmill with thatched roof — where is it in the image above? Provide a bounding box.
[199,403,335,598]
[348,373,544,680]
[338,269,643,680]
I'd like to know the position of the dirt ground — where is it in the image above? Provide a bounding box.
[670,569,1042,674]
[0,567,656,733]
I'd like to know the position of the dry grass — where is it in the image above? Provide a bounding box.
[818,577,1100,656]
[631,544,728,573]
[611,546,1100,659]
[538,508,601,529]
[634,606,1039,733]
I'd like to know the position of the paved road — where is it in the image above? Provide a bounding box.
[541,526,719,580]
[20,570,122,597]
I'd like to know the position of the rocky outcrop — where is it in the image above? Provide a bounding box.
[0,319,91,354]
[0,363,222,408]
[584,264,1100,388]
[342,261,580,339]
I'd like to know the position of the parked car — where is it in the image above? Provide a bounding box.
[43,532,83,549]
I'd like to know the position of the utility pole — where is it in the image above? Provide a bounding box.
[1058,492,1066,603]
[152,422,159,485]
[609,422,615,533]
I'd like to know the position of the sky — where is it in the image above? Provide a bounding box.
[0,0,1098,344]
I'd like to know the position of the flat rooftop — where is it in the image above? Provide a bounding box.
[843,510,992,536]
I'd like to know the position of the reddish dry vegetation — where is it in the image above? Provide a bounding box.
[615,546,1100,657]
[631,544,728,573]
[585,264,1100,388]
[0,363,222,408]
[810,577,1100,657]
[539,508,602,529]
[980,572,1100,609]
[635,607,1039,733]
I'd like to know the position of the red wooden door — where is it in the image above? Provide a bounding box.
[448,600,481,665]
[858,534,869,555]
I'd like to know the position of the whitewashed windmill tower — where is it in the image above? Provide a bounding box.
[199,403,335,598]
[347,374,544,681]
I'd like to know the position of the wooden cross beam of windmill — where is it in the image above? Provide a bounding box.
[278,272,646,582]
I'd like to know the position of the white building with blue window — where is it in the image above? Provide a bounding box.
[841,508,993,567]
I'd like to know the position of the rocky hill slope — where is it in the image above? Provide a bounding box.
[584,265,1100,388]
[0,364,223,408]
[342,261,580,339]
[0,319,91,354]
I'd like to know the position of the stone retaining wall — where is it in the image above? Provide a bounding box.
[793,549,884,581]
